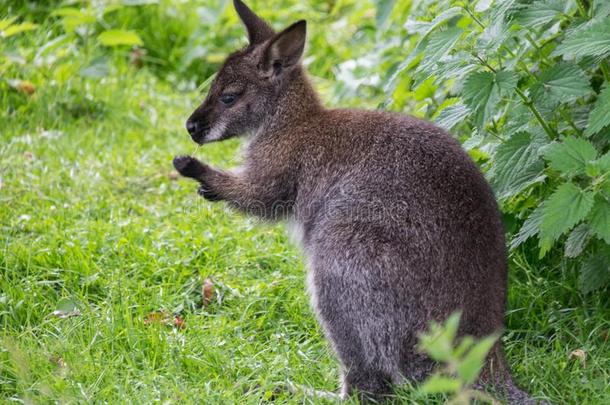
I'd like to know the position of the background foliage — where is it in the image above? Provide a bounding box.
[1,0,609,403]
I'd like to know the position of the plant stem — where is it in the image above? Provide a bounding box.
[472,52,496,73]
[462,6,485,30]
[525,33,552,67]
[575,0,589,18]
[559,109,583,136]
[600,60,610,83]
[515,87,556,139]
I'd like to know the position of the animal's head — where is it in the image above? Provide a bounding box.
[185,0,307,144]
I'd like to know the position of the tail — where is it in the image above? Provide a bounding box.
[477,343,548,405]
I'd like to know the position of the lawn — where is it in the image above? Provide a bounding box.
[1,1,610,404]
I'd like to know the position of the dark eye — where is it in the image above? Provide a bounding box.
[219,94,237,106]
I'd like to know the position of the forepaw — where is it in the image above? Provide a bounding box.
[173,155,206,179]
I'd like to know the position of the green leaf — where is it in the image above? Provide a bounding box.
[585,86,610,136]
[491,0,517,21]
[554,18,610,59]
[532,63,591,104]
[579,248,610,293]
[1,21,38,37]
[594,0,610,18]
[0,17,18,31]
[420,374,461,394]
[51,7,96,32]
[583,146,605,174]
[417,27,463,73]
[462,69,517,127]
[419,312,461,362]
[488,132,548,201]
[540,182,595,243]
[588,196,610,243]
[475,0,494,13]
[386,7,463,92]
[511,204,545,249]
[98,30,143,47]
[542,137,598,176]
[457,335,497,384]
[515,0,566,29]
[80,58,110,78]
[565,224,592,258]
[495,69,519,95]
[419,7,463,40]
[463,71,497,127]
[435,102,469,130]
[595,151,610,172]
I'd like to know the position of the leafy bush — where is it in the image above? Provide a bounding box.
[369,0,610,293]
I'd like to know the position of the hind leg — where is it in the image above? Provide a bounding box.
[306,261,405,402]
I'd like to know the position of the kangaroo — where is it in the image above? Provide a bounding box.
[173,0,540,403]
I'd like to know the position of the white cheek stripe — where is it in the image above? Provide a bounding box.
[207,120,227,141]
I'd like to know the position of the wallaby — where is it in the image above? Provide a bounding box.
[173,0,541,403]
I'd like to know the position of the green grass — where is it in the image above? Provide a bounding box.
[1,2,610,404]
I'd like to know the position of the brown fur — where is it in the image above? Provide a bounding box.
[173,1,543,403]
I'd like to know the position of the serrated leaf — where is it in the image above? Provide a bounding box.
[390,7,463,92]
[435,102,469,130]
[420,374,461,394]
[554,18,610,59]
[457,335,497,384]
[488,132,548,200]
[463,71,498,127]
[542,137,598,176]
[478,17,510,52]
[515,0,566,29]
[462,69,517,127]
[579,248,610,293]
[565,224,592,258]
[585,86,610,136]
[417,7,463,40]
[540,183,595,243]
[491,0,518,21]
[595,151,610,172]
[532,63,591,104]
[417,27,463,73]
[511,204,545,249]
[588,196,610,243]
[98,30,143,47]
[495,70,519,95]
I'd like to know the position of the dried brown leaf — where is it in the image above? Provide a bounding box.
[202,278,214,306]
[568,349,586,367]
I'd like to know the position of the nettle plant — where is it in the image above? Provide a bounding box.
[378,0,610,293]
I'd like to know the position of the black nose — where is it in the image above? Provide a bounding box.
[186,120,198,136]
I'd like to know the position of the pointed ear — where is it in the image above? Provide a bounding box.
[261,20,306,76]
[233,0,274,45]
